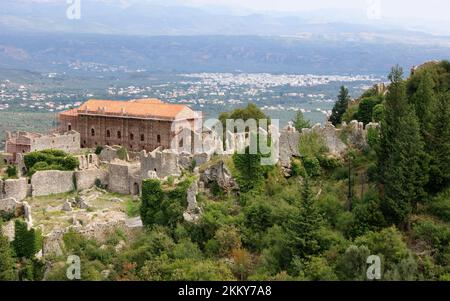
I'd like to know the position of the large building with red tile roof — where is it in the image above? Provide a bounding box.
[58,98,201,151]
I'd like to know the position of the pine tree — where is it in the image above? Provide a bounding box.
[285,177,323,258]
[410,71,437,140]
[13,219,41,259]
[0,228,16,280]
[428,91,450,192]
[377,66,428,226]
[292,110,311,130]
[330,86,350,126]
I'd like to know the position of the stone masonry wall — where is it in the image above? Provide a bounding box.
[2,178,28,201]
[74,169,108,191]
[31,170,75,197]
[107,163,131,194]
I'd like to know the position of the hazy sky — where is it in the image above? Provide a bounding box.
[181,0,450,21]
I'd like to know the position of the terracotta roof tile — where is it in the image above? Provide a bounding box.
[59,99,196,120]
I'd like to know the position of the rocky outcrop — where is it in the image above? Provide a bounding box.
[200,160,238,193]
[62,200,73,212]
[42,212,143,257]
[0,197,22,217]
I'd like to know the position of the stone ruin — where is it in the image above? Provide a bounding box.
[1,118,379,256]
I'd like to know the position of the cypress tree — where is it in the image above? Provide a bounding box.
[330,86,350,126]
[377,66,428,227]
[285,177,323,258]
[410,71,437,140]
[0,227,17,280]
[428,91,450,192]
[13,219,41,259]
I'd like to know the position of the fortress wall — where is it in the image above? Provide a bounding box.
[31,131,80,154]
[75,168,108,191]
[107,163,131,194]
[3,178,28,201]
[31,170,75,197]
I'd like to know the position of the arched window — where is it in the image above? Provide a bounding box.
[157,135,161,144]
[68,124,72,131]
[140,134,145,142]
[130,133,134,141]
[91,128,95,136]
[106,130,111,138]
[117,131,121,139]
[179,138,183,148]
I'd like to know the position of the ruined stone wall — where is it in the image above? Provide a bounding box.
[30,131,80,154]
[76,153,100,170]
[279,130,301,168]
[140,148,181,179]
[1,178,28,201]
[107,163,132,194]
[31,170,75,197]
[74,169,108,191]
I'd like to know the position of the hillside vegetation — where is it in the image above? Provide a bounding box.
[1,61,449,281]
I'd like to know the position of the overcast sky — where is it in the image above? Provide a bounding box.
[182,0,450,20]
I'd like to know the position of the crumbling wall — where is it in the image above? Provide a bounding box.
[31,131,80,154]
[74,168,108,191]
[140,148,181,179]
[279,129,301,168]
[99,145,129,162]
[107,162,134,194]
[76,154,100,170]
[303,122,347,156]
[2,178,28,201]
[31,170,75,196]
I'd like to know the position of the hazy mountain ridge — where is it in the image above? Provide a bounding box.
[0,34,449,74]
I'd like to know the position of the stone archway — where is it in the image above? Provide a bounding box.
[132,182,140,195]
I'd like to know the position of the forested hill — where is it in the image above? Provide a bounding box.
[1,61,449,281]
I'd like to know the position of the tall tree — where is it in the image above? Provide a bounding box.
[292,110,311,130]
[377,66,428,227]
[410,71,437,140]
[427,91,450,192]
[285,177,323,258]
[330,86,350,126]
[0,228,16,280]
[13,219,42,259]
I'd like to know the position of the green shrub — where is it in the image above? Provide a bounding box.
[366,127,380,150]
[291,158,306,178]
[5,165,18,178]
[332,166,348,180]
[13,219,43,259]
[24,150,79,176]
[94,145,104,155]
[372,104,385,122]
[140,178,192,228]
[302,156,321,177]
[116,147,128,161]
[318,155,342,170]
[428,189,450,222]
